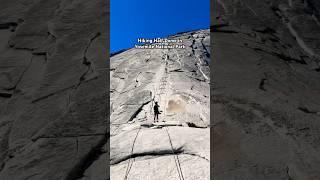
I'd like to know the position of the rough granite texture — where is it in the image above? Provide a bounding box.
[212,0,320,179]
[1,0,320,179]
[0,0,108,179]
[110,30,210,180]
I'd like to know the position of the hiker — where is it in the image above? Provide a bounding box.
[154,101,160,122]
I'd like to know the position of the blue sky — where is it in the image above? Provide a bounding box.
[111,0,210,53]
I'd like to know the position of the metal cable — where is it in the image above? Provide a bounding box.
[123,126,142,180]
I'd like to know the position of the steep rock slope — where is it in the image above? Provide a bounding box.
[110,30,210,179]
[0,0,108,179]
[212,0,320,179]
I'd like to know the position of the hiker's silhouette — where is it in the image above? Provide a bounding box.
[154,101,160,122]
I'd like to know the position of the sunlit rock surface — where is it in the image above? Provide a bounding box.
[110,30,210,180]
[212,0,320,179]
[0,0,108,179]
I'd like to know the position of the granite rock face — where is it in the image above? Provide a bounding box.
[110,30,210,179]
[0,0,108,179]
[212,0,320,179]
